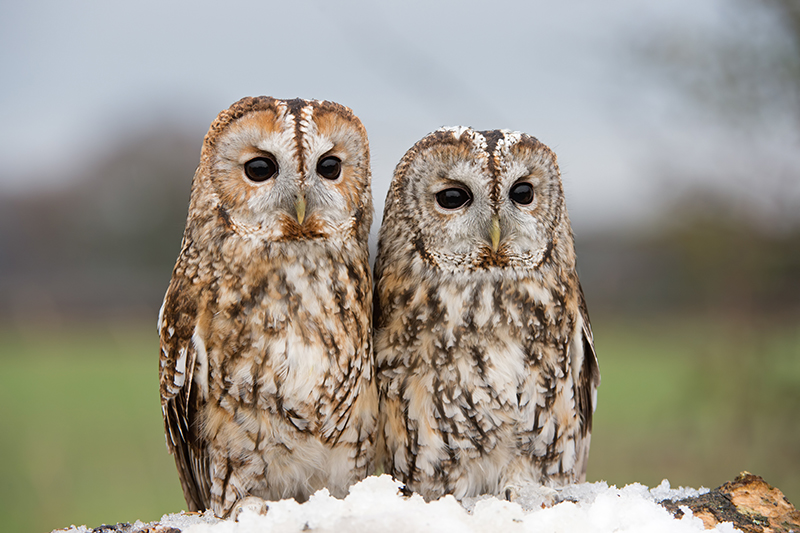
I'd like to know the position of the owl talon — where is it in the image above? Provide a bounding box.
[504,485,524,502]
[230,496,269,521]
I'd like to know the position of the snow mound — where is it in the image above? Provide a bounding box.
[183,475,736,533]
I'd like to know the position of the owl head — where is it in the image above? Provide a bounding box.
[378,127,574,275]
[188,96,372,246]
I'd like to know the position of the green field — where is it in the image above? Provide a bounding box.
[1,316,798,533]
[589,316,800,501]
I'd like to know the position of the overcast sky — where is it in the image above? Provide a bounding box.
[1,0,796,231]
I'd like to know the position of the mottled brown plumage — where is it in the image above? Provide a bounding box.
[374,127,600,501]
[159,96,377,516]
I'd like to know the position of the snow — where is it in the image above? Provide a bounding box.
[52,475,737,533]
[175,475,737,533]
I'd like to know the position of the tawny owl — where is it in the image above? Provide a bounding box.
[158,96,377,516]
[374,127,600,501]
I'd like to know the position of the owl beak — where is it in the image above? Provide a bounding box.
[490,215,501,252]
[295,194,306,225]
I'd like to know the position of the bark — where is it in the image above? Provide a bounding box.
[661,472,800,532]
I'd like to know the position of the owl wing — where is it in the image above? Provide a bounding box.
[574,282,600,437]
[158,273,210,512]
[568,282,600,481]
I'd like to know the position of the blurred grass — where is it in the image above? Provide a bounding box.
[588,314,800,503]
[0,316,798,533]
[0,323,185,533]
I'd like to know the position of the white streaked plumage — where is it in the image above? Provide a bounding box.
[374,127,600,501]
[159,96,377,516]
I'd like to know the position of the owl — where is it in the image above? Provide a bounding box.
[374,127,600,501]
[158,96,378,517]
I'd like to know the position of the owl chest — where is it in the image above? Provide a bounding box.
[389,279,569,372]
[382,282,574,434]
[200,259,366,428]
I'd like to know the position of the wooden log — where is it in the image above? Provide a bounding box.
[661,472,800,532]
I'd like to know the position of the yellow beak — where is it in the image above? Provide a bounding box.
[295,194,306,225]
[490,214,501,252]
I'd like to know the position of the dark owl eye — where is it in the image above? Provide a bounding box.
[435,187,472,210]
[317,156,342,180]
[244,156,278,182]
[510,182,534,205]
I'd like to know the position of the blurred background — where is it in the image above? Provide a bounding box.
[1,1,798,532]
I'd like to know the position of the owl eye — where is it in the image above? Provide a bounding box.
[510,182,534,205]
[317,156,342,180]
[244,156,278,182]
[435,187,472,210]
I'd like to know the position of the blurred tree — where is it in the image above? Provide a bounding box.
[574,0,800,318]
[637,0,800,229]
[0,123,198,321]
[652,191,800,315]
[576,197,800,318]
[643,0,800,126]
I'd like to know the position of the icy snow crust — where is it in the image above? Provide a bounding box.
[181,475,738,533]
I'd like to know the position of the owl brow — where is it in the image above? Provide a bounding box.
[434,174,472,189]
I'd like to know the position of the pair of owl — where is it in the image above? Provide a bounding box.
[158,96,600,516]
